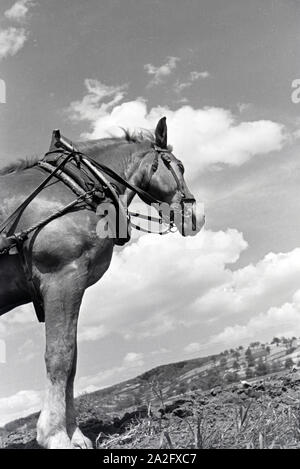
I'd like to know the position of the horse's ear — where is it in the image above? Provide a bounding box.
[155,117,167,149]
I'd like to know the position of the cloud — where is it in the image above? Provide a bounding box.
[78,324,108,343]
[237,103,251,113]
[190,71,210,80]
[124,352,144,366]
[209,290,300,349]
[79,228,248,341]
[0,304,36,341]
[173,80,192,94]
[76,352,145,393]
[184,342,203,354]
[0,389,42,426]
[2,304,35,325]
[150,347,169,356]
[0,322,6,338]
[4,0,34,22]
[166,107,285,171]
[196,248,300,321]
[67,79,128,123]
[68,80,286,173]
[0,339,5,364]
[79,228,300,359]
[173,71,210,100]
[144,56,180,87]
[192,248,300,352]
[0,27,27,61]
[0,79,6,103]
[0,1,35,61]
[15,337,41,364]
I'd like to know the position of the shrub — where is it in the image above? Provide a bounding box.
[255,358,270,376]
[285,358,294,369]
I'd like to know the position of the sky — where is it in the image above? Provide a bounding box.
[0,0,300,425]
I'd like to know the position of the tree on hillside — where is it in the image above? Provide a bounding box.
[225,371,239,384]
[212,355,218,365]
[178,382,188,394]
[271,360,281,373]
[255,357,270,376]
[219,357,227,368]
[248,356,255,367]
[149,379,165,408]
[271,337,281,347]
[245,348,255,367]
[205,367,222,389]
[133,393,142,406]
[233,360,240,370]
[265,346,271,354]
[285,358,294,369]
[233,351,240,359]
[281,337,288,347]
[246,367,255,379]
[250,341,260,348]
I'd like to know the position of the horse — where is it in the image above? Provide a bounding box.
[0,117,205,448]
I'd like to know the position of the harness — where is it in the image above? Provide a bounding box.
[0,129,188,322]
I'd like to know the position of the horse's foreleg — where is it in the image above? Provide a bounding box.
[66,344,93,448]
[36,266,86,449]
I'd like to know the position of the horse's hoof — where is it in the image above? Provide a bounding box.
[71,427,93,449]
[37,430,73,449]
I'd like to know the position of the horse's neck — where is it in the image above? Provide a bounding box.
[86,143,145,203]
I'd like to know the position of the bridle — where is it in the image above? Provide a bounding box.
[131,145,196,235]
[51,141,195,236]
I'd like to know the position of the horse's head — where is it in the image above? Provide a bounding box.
[139,117,205,236]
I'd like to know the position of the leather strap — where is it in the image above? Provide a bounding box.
[0,152,75,235]
[38,161,99,208]
[85,156,164,206]
[15,238,45,322]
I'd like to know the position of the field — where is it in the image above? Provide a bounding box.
[1,337,300,449]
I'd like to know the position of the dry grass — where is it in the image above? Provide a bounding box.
[1,367,300,449]
[95,390,300,449]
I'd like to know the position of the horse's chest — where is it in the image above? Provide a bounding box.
[86,239,114,287]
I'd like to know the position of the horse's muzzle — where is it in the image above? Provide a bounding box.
[178,199,205,236]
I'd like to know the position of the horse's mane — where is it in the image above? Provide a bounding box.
[0,155,41,176]
[0,129,156,176]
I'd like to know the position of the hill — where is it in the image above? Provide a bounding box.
[1,336,300,449]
